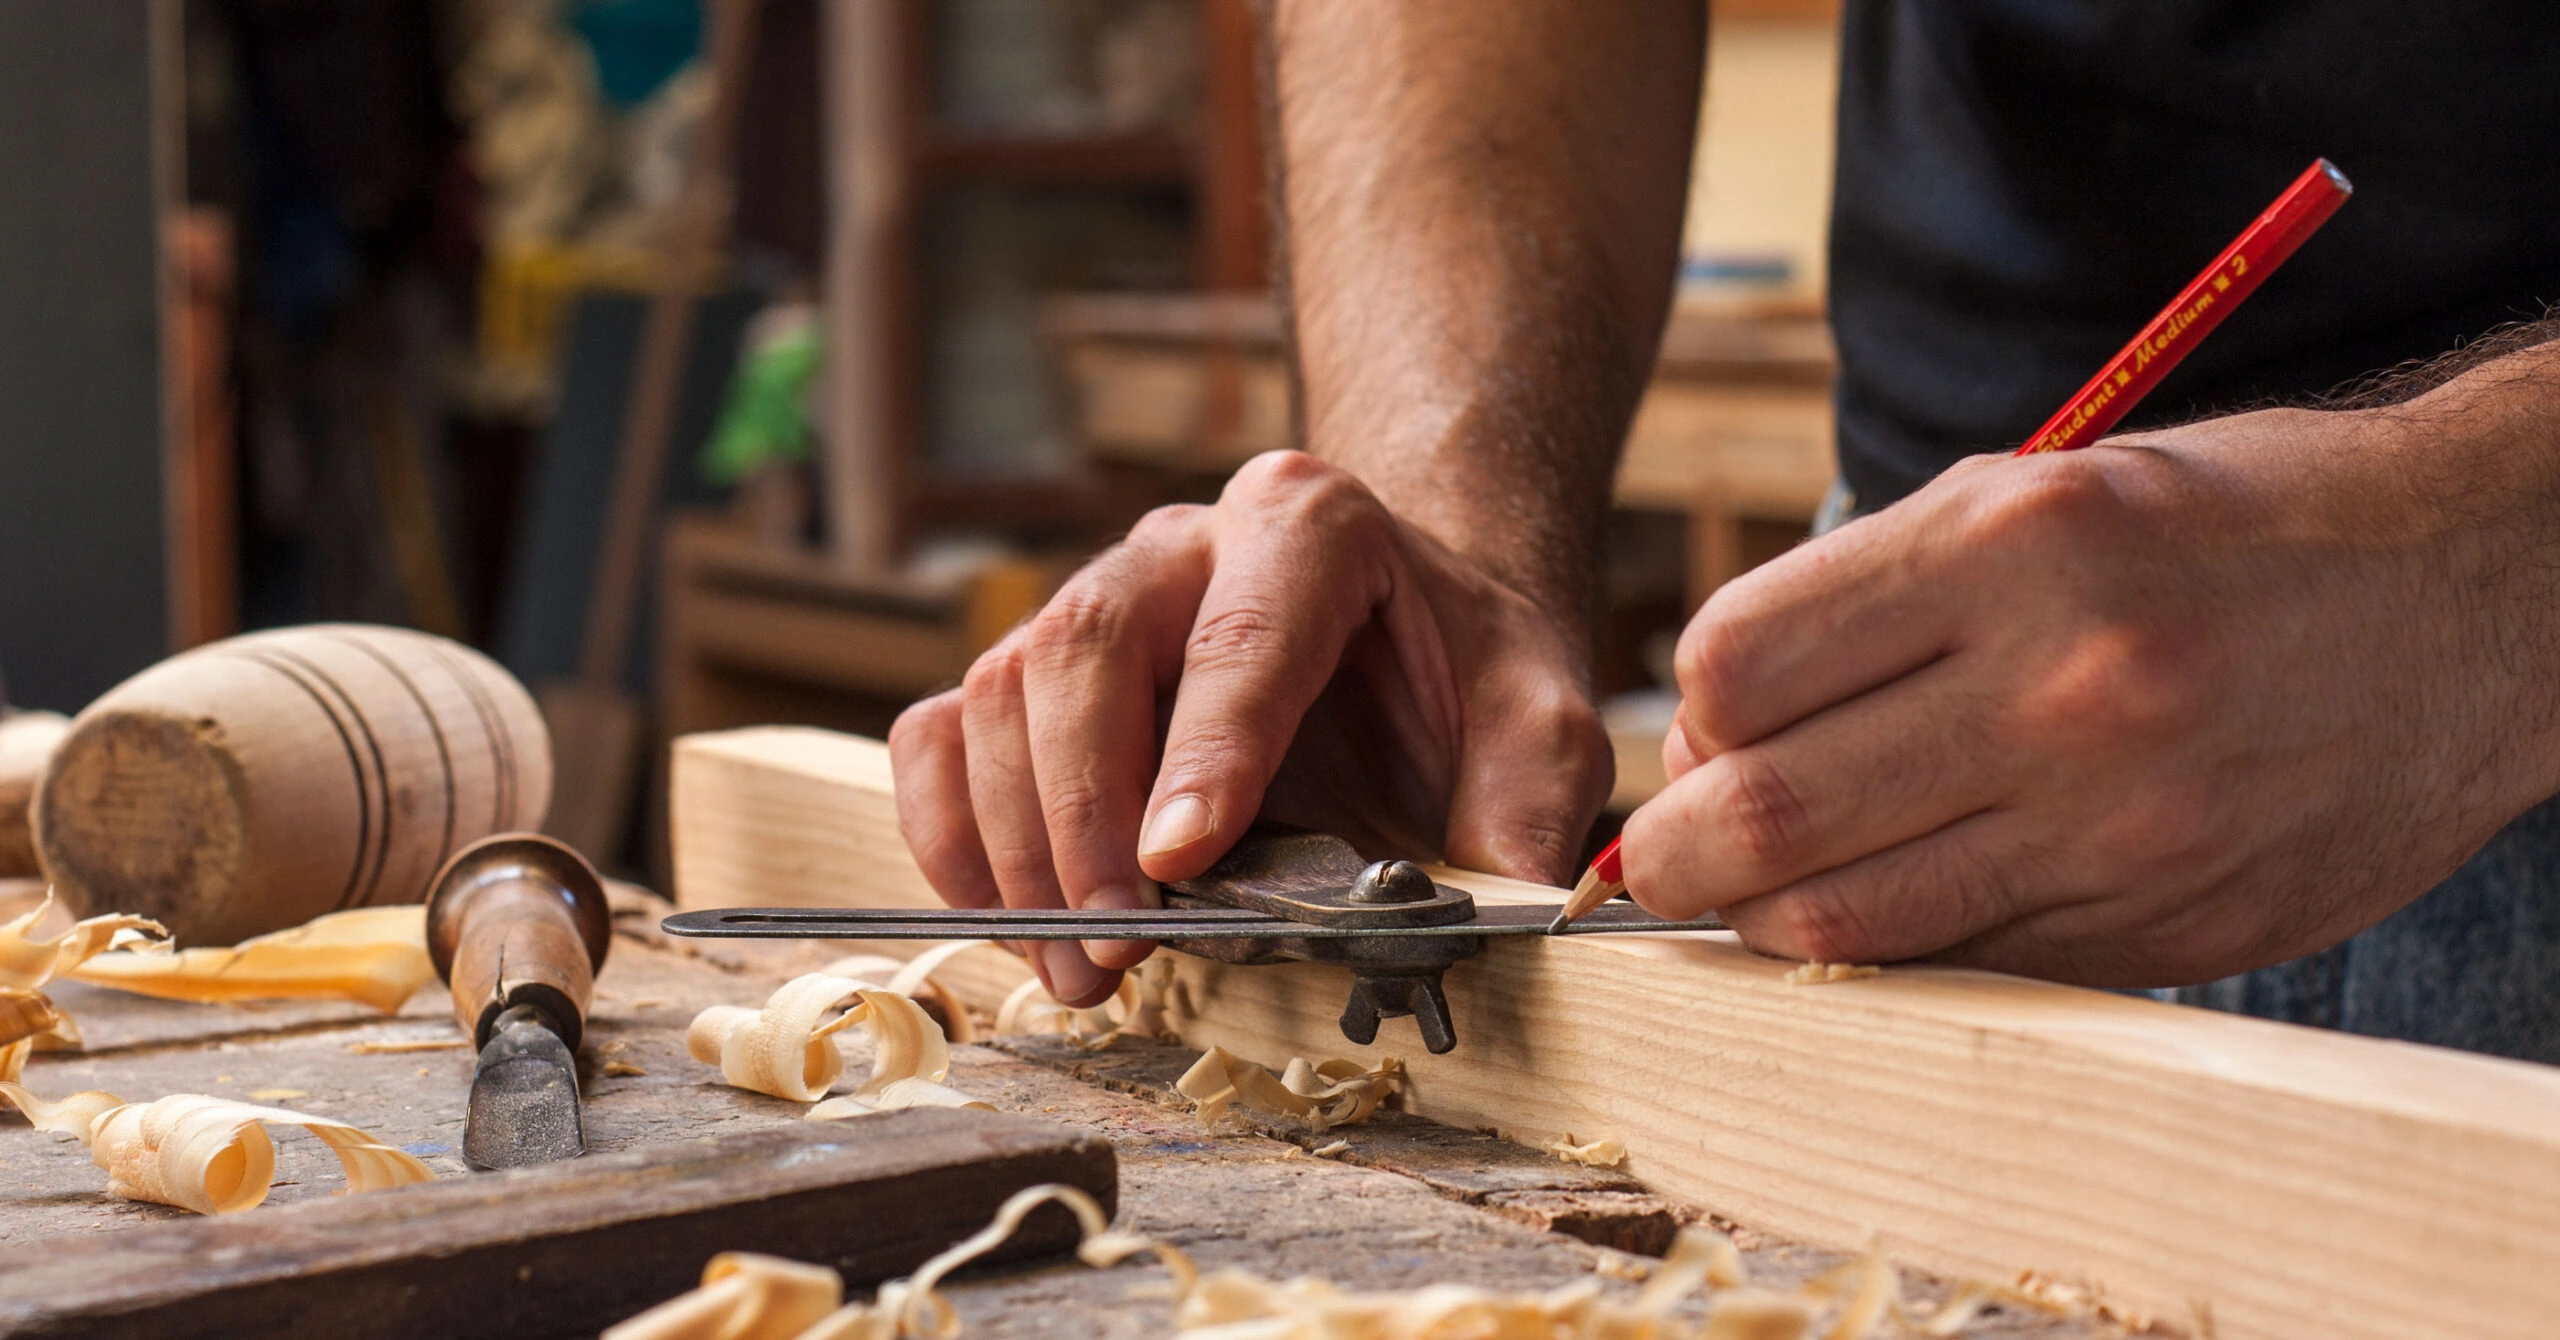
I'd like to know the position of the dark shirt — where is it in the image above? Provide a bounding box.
[1828,1,2560,507]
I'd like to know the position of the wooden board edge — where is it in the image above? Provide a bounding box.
[669,727,2560,1340]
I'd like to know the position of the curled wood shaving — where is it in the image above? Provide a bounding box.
[687,974,989,1119]
[0,896,170,1066]
[603,1252,845,1340]
[607,1183,1122,1340]
[0,1082,433,1214]
[69,905,435,1013]
[993,956,1181,1049]
[1175,1047,1403,1133]
[0,1081,122,1139]
[1547,1133,1628,1167]
[615,1184,2023,1339]
[0,896,168,991]
[1783,963,1881,986]
[819,941,997,1044]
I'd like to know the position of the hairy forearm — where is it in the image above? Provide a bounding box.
[1269,0,1704,634]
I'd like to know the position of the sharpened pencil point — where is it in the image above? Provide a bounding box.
[1546,909,1571,935]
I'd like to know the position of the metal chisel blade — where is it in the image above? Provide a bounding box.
[463,1006,586,1170]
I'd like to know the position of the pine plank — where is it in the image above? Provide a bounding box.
[672,726,2560,1339]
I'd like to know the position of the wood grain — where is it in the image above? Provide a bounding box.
[671,726,2560,1340]
[0,1110,1113,1340]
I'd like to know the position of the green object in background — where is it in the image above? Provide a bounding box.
[701,312,821,486]
[571,0,702,108]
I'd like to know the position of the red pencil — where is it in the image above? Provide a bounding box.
[1551,160,2354,933]
[2018,159,2352,455]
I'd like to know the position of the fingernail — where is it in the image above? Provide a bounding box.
[1079,879,1161,913]
[1140,795,1214,858]
[1040,942,1112,1007]
[1081,880,1160,969]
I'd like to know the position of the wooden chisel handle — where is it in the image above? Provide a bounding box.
[425,833,612,1050]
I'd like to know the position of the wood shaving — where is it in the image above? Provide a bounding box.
[603,1252,844,1340]
[606,1183,1119,1340]
[597,1038,648,1077]
[686,974,989,1119]
[0,1081,121,1140]
[2009,1272,2139,1331]
[69,905,435,1012]
[819,941,1004,1044]
[1547,1134,1628,1167]
[0,1082,433,1215]
[1590,1249,1654,1283]
[246,1088,306,1102]
[1175,1047,1403,1133]
[993,956,1182,1049]
[1783,963,1881,986]
[0,895,170,1073]
[1310,1140,1350,1158]
[612,1183,2021,1339]
[347,1038,470,1055]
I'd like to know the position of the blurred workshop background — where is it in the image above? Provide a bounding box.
[0,0,1839,878]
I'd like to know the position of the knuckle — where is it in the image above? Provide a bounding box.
[1223,451,1383,535]
[1185,599,1292,668]
[960,640,1026,700]
[1022,585,1127,667]
[1958,457,2127,553]
[1037,774,1115,842]
[1709,752,1814,873]
[1761,892,1877,965]
[1674,600,1767,750]
[1227,448,1336,496]
[1126,501,1207,546]
[889,691,961,755]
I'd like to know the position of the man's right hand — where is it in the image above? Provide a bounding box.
[889,451,1612,1008]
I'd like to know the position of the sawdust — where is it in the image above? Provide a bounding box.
[1547,1134,1629,1168]
[1784,963,1881,986]
[347,1038,470,1055]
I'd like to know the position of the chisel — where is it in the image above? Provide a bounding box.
[425,832,613,1170]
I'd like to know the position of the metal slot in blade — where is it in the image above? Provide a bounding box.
[661,904,1724,941]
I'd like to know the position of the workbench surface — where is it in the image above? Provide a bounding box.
[0,896,2112,1338]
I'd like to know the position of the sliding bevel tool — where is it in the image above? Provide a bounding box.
[660,827,1721,1054]
[426,833,615,1170]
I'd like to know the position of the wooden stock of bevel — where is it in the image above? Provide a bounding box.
[0,1109,1117,1340]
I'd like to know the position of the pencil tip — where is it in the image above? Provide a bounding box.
[1546,910,1572,936]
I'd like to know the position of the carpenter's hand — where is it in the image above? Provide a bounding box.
[1624,406,2560,985]
[891,452,1611,1007]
